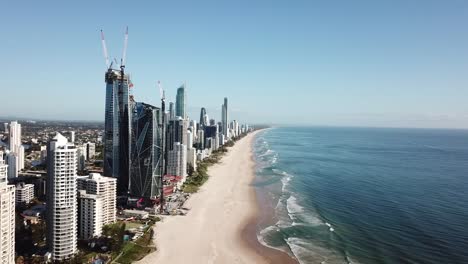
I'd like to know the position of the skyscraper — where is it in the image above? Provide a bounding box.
[103,69,132,194]
[167,142,187,178]
[167,118,188,151]
[0,154,15,263]
[5,152,17,179]
[8,121,24,172]
[222,97,229,139]
[169,102,175,120]
[46,133,78,261]
[175,84,186,118]
[199,107,207,128]
[129,102,163,198]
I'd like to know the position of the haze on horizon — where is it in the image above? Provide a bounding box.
[1,0,467,129]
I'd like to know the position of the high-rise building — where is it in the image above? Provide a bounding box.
[169,102,175,120]
[204,125,219,150]
[197,130,205,150]
[175,84,186,118]
[199,107,207,128]
[70,131,75,143]
[77,145,87,171]
[222,97,229,139]
[85,142,96,160]
[129,102,163,198]
[77,173,117,240]
[186,130,193,149]
[167,118,188,151]
[167,142,187,178]
[9,121,24,171]
[46,133,78,261]
[3,123,7,134]
[5,152,17,179]
[103,69,132,195]
[15,182,34,205]
[0,154,15,263]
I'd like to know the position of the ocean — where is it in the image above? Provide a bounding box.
[253,127,468,264]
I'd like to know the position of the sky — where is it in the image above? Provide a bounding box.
[1,0,468,128]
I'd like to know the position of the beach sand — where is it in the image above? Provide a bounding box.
[136,130,297,264]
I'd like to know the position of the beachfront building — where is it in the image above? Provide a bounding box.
[167,117,188,150]
[167,142,187,179]
[0,154,15,263]
[15,182,34,205]
[77,173,117,239]
[46,133,78,261]
[103,68,132,195]
[129,102,162,198]
[78,191,102,240]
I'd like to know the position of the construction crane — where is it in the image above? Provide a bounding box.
[100,27,129,71]
[100,30,110,69]
[122,26,129,68]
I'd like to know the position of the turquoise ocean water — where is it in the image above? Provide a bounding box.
[253,127,468,264]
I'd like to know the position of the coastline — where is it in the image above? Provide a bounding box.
[136,130,297,264]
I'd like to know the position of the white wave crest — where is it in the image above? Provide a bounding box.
[286,237,349,264]
[286,196,324,226]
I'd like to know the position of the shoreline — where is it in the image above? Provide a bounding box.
[136,130,297,263]
[241,129,298,264]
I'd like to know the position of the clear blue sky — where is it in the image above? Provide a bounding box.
[1,0,468,128]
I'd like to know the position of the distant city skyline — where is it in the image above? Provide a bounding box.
[1,0,468,128]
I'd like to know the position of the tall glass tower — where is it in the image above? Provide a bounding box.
[199,107,207,128]
[222,97,229,138]
[103,69,132,195]
[175,84,186,118]
[129,102,163,198]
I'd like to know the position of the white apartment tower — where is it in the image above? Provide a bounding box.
[9,121,24,169]
[46,133,78,261]
[167,142,187,178]
[0,154,15,263]
[77,173,117,239]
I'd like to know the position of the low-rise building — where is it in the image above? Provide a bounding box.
[15,182,34,205]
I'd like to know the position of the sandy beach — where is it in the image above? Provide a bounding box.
[136,130,296,264]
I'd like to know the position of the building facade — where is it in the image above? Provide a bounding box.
[175,85,186,118]
[199,107,207,128]
[8,121,24,170]
[85,142,96,160]
[0,155,15,263]
[129,102,163,198]
[167,142,187,178]
[221,97,229,139]
[167,118,188,151]
[77,173,117,240]
[5,153,17,179]
[103,69,132,195]
[15,183,34,205]
[46,133,78,261]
